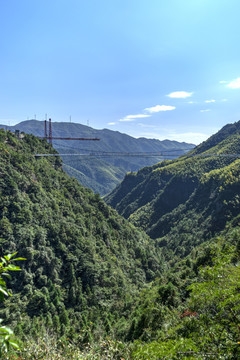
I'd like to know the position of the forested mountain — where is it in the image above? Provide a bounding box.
[1,124,240,359]
[0,129,163,357]
[106,120,240,256]
[1,120,194,195]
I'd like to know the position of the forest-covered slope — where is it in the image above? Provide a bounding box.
[106,120,240,255]
[127,225,240,359]
[0,129,162,345]
[2,120,194,195]
[1,125,240,359]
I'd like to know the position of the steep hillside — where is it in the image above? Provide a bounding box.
[128,226,240,359]
[106,120,240,255]
[2,124,240,359]
[2,120,194,195]
[0,129,162,344]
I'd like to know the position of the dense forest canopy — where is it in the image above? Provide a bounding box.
[1,122,240,358]
[0,129,163,356]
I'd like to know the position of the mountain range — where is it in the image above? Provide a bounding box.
[1,121,240,358]
[0,120,194,195]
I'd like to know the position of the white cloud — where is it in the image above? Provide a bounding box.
[219,80,228,84]
[137,123,157,128]
[119,114,151,122]
[205,99,216,103]
[167,91,193,98]
[119,118,135,122]
[221,98,228,102]
[144,105,176,113]
[108,122,116,125]
[200,109,211,112]
[227,77,240,89]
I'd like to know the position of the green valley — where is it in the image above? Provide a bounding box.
[0,129,162,358]
[106,120,240,256]
[1,121,240,359]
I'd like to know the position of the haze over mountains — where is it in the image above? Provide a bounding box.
[1,120,195,195]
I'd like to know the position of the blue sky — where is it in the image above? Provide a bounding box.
[1,0,240,144]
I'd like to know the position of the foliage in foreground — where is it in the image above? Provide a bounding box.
[0,253,25,356]
[130,232,240,359]
[6,231,240,359]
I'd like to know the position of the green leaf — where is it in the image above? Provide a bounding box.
[0,258,7,265]
[1,273,11,279]
[7,252,18,260]
[8,341,20,350]
[5,264,21,271]
[0,286,8,297]
[0,326,14,335]
[11,257,26,261]
[0,278,6,286]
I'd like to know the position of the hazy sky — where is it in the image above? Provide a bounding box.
[1,0,240,144]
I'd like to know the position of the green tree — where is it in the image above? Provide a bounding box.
[187,253,240,357]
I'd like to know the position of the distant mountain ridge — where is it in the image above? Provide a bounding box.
[105,120,240,255]
[1,120,195,194]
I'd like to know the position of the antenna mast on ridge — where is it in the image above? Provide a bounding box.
[49,118,52,145]
[44,115,48,139]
